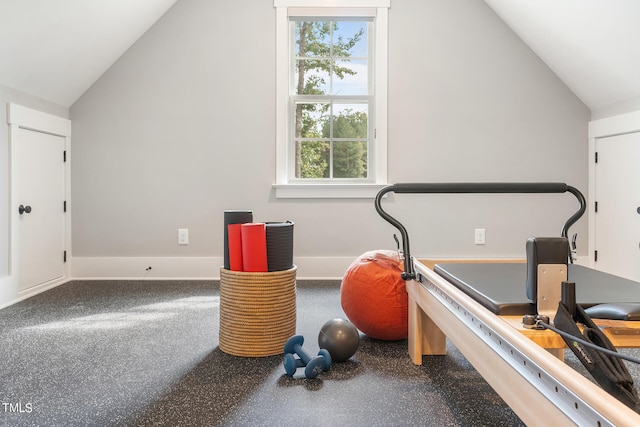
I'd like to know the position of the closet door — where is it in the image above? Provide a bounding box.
[594,131,640,281]
[15,127,66,290]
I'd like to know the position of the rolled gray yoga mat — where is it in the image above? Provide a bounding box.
[266,221,294,272]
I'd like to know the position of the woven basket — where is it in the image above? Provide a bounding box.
[219,266,297,357]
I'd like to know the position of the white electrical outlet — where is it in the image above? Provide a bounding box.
[178,228,189,245]
[475,228,486,245]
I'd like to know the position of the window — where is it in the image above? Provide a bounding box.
[292,18,371,180]
[274,0,390,198]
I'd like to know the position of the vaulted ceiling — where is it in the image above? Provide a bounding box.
[0,0,638,115]
[0,0,177,107]
[484,0,640,114]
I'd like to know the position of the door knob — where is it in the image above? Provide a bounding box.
[18,205,32,214]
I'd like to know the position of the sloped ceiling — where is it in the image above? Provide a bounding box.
[0,0,177,107]
[0,1,638,113]
[484,0,640,113]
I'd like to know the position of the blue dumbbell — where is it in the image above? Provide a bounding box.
[283,335,332,379]
[283,353,306,376]
[283,351,331,376]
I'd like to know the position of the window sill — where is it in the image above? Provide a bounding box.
[273,183,388,199]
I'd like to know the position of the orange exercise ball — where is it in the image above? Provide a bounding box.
[340,250,408,341]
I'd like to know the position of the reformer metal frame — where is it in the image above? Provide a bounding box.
[374,182,586,280]
[374,182,640,425]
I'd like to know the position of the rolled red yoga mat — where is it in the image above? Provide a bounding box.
[223,210,253,270]
[241,223,268,272]
[227,224,244,271]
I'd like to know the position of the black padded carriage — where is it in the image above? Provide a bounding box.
[433,262,640,316]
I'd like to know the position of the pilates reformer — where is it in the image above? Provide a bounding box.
[375,183,640,426]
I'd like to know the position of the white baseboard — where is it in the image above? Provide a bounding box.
[70,257,220,280]
[573,255,592,267]
[70,256,355,280]
[0,255,594,309]
[70,255,591,281]
[294,257,353,280]
[0,276,70,310]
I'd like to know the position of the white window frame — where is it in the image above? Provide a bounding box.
[274,0,390,199]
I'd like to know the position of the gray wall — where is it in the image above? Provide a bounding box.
[0,84,68,277]
[70,0,590,275]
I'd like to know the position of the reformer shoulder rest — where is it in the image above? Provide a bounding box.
[585,303,640,321]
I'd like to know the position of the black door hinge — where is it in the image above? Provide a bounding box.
[63,151,67,163]
[594,250,598,262]
[595,201,598,213]
[64,201,67,212]
[63,251,67,263]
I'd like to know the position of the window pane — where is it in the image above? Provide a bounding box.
[294,21,330,57]
[333,21,368,58]
[333,141,367,178]
[333,59,368,95]
[331,104,368,138]
[298,141,329,178]
[294,20,369,96]
[295,102,329,138]
[295,59,330,95]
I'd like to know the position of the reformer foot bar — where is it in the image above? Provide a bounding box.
[375,183,640,426]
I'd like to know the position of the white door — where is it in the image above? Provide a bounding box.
[594,131,640,281]
[16,128,66,291]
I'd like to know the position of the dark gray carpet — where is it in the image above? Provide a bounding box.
[0,279,637,426]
